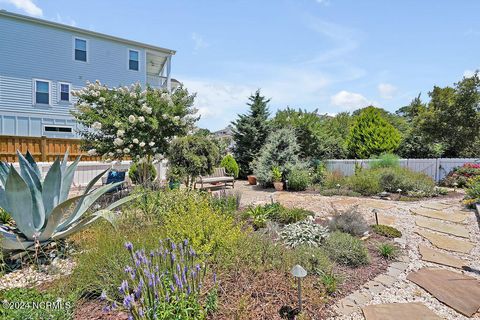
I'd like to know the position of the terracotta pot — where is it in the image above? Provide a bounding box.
[273,181,284,191]
[247,175,257,185]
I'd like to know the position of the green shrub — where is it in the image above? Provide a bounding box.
[210,190,241,215]
[465,176,480,205]
[287,168,312,191]
[280,220,329,248]
[378,243,397,259]
[378,167,435,194]
[252,128,304,187]
[347,170,382,195]
[312,162,327,184]
[324,231,370,267]
[220,154,239,178]
[371,224,402,238]
[273,207,314,224]
[369,153,400,169]
[0,207,12,224]
[322,171,346,189]
[328,208,369,236]
[0,288,74,320]
[320,270,341,295]
[441,163,480,187]
[128,161,157,185]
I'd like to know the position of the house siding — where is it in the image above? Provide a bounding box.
[0,13,169,138]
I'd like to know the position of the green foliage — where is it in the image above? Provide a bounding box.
[102,239,213,320]
[322,171,346,189]
[0,207,12,224]
[369,153,400,169]
[320,270,341,295]
[347,169,382,195]
[273,207,314,224]
[0,288,74,320]
[346,106,402,158]
[167,135,220,188]
[377,243,398,259]
[244,205,272,229]
[273,108,345,160]
[328,208,369,236]
[271,166,283,182]
[324,231,370,267]
[0,151,132,253]
[371,224,402,238]
[128,161,157,185]
[209,190,241,215]
[280,220,329,248]
[232,90,271,178]
[312,161,327,185]
[253,127,305,187]
[287,168,312,191]
[244,203,313,227]
[415,73,480,157]
[220,154,239,178]
[465,176,480,204]
[441,163,480,188]
[72,82,198,162]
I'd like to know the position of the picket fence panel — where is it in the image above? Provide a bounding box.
[10,160,168,187]
[324,158,480,182]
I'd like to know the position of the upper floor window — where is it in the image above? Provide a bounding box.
[59,82,70,102]
[34,79,50,105]
[75,38,87,62]
[129,50,139,71]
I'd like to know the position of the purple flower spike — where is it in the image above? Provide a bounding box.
[100,290,107,301]
[111,301,117,310]
[171,242,176,250]
[102,305,111,313]
[174,273,183,289]
[124,242,133,251]
[170,284,175,292]
[124,266,132,274]
[119,280,129,295]
[123,294,134,309]
[213,272,217,285]
[183,239,189,247]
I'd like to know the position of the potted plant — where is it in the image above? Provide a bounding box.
[247,175,257,185]
[167,168,181,190]
[272,166,283,191]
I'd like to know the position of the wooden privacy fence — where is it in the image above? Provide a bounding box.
[325,158,480,182]
[0,135,101,162]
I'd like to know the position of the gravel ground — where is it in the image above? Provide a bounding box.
[234,182,480,319]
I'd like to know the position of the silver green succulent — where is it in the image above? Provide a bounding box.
[280,219,329,248]
[0,150,133,252]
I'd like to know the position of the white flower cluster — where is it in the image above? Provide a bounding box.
[92,122,102,130]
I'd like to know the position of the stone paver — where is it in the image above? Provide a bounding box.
[363,302,442,320]
[416,229,474,253]
[331,198,359,206]
[415,216,469,238]
[410,208,468,223]
[350,291,372,305]
[363,280,386,295]
[389,261,408,272]
[360,200,396,210]
[377,213,397,226]
[407,268,480,317]
[421,203,452,211]
[373,274,397,286]
[334,297,359,316]
[418,244,466,269]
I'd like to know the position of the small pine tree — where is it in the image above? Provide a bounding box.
[346,106,401,158]
[232,90,271,178]
[252,128,305,187]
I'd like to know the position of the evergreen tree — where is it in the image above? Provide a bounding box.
[346,106,401,158]
[231,90,271,178]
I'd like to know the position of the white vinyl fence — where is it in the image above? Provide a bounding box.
[11,160,169,187]
[324,158,480,182]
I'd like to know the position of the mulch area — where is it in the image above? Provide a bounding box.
[74,299,129,320]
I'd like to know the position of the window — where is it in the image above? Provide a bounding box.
[75,38,87,62]
[59,83,70,102]
[44,126,72,133]
[34,80,50,104]
[129,49,139,71]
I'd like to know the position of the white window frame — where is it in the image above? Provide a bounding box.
[128,48,140,71]
[58,82,71,103]
[73,36,89,63]
[33,78,52,106]
[43,125,74,135]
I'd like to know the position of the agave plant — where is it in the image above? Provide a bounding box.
[0,150,134,252]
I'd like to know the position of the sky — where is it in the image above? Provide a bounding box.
[2,0,480,131]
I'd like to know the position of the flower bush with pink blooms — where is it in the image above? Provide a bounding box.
[441,163,480,187]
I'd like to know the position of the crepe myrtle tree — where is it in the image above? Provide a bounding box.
[72,81,199,184]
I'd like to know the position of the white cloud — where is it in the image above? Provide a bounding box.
[377,83,397,99]
[1,0,42,16]
[54,13,76,26]
[463,69,477,78]
[191,32,209,52]
[330,90,371,110]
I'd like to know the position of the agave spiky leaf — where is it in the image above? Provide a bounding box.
[0,150,135,253]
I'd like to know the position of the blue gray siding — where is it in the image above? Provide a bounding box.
[0,13,167,138]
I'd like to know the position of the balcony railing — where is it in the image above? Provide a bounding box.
[147,75,168,89]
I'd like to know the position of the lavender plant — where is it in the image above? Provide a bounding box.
[102,239,216,320]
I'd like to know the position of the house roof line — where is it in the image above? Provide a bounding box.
[0,9,176,55]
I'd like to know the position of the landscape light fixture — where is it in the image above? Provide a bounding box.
[291,264,307,312]
[373,208,379,225]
